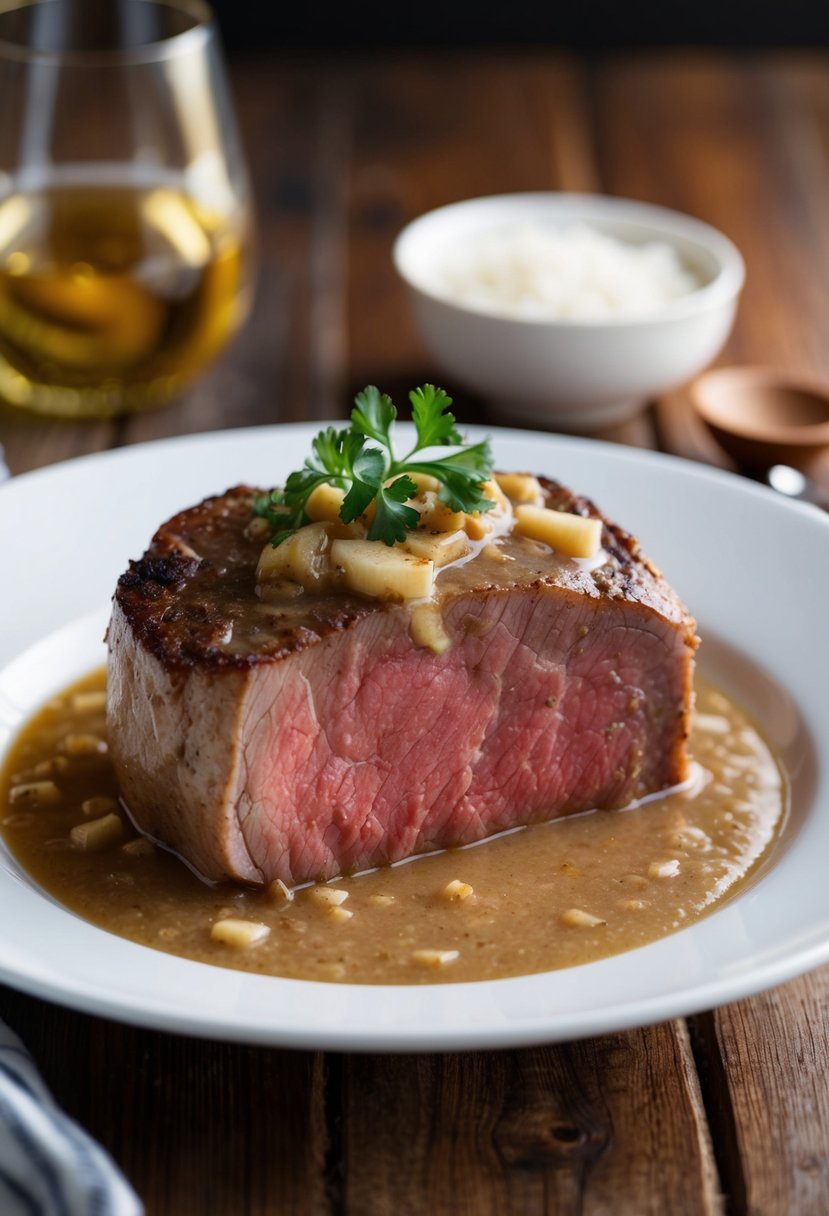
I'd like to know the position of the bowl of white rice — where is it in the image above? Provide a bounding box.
[393,193,745,430]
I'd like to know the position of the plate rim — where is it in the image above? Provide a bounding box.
[1,421,828,1051]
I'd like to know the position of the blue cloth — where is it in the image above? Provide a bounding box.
[0,1020,143,1216]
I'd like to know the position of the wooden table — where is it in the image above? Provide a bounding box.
[2,51,829,1215]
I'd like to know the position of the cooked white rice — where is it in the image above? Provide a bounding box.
[436,222,701,321]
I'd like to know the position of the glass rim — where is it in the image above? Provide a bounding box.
[0,0,215,66]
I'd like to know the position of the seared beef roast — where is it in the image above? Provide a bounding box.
[107,479,698,886]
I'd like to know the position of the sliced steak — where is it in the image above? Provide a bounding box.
[107,480,698,886]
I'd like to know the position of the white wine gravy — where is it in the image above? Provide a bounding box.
[0,671,786,984]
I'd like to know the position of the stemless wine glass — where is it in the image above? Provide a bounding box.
[0,0,254,418]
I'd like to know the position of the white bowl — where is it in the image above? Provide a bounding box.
[393,192,745,430]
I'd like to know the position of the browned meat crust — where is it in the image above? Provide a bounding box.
[113,477,694,672]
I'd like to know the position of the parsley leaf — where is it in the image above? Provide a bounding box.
[351,386,396,449]
[367,476,421,544]
[253,490,307,537]
[341,445,385,521]
[260,384,494,547]
[310,426,348,477]
[405,463,494,514]
[408,385,462,450]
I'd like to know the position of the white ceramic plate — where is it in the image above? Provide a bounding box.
[0,425,826,1051]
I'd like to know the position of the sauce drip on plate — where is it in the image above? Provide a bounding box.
[0,672,786,984]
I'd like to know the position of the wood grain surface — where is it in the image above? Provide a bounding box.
[1,51,829,1216]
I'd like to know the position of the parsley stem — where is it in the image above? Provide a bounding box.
[256,384,493,548]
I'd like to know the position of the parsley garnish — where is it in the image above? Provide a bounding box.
[254,385,494,547]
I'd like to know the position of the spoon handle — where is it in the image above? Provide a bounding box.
[765,463,829,511]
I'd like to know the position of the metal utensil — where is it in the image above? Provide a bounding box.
[765,464,827,510]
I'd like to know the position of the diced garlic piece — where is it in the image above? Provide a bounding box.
[306,482,346,524]
[70,813,123,851]
[411,949,459,968]
[10,780,61,806]
[267,878,294,904]
[407,472,441,495]
[415,492,466,533]
[482,479,510,511]
[62,733,107,756]
[256,578,305,602]
[649,859,681,879]
[494,472,543,504]
[309,885,349,907]
[404,529,469,567]
[331,539,434,600]
[317,962,347,980]
[560,908,606,928]
[33,757,70,778]
[211,918,271,948]
[442,879,474,902]
[257,522,332,591]
[621,873,648,889]
[327,905,354,923]
[2,812,33,828]
[619,899,646,911]
[464,480,511,540]
[122,837,155,857]
[515,505,602,558]
[71,691,108,713]
[666,826,710,850]
[244,515,272,541]
[464,512,494,540]
[81,796,118,817]
[305,483,360,538]
[409,602,451,654]
[368,894,395,906]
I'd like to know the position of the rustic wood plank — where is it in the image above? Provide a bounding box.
[694,969,829,1216]
[590,53,829,381]
[0,409,117,476]
[653,388,740,470]
[344,55,597,409]
[342,1023,721,1215]
[4,50,829,1216]
[589,407,659,450]
[595,52,829,1214]
[0,986,330,1216]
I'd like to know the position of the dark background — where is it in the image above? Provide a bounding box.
[211,0,829,50]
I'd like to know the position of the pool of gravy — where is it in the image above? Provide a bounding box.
[0,670,786,984]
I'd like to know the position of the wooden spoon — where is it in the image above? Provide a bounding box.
[688,366,829,475]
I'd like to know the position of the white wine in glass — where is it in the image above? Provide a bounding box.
[0,0,254,417]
